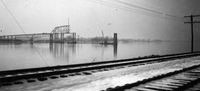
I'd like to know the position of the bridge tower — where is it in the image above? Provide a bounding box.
[50,25,70,43]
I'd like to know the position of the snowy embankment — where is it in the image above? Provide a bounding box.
[2,56,200,91]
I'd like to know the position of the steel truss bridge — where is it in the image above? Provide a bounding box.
[0,25,76,43]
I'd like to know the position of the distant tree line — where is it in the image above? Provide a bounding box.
[119,39,163,43]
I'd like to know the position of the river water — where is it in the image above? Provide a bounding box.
[0,42,199,71]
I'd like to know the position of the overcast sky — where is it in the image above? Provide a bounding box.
[1,0,200,41]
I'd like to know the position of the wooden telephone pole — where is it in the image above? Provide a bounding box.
[184,15,200,53]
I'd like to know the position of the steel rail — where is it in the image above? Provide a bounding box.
[0,52,200,85]
[1,52,199,77]
[104,61,200,91]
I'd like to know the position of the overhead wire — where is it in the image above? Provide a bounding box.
[87,0,185,22]
[115,0,184,20]
[1,0,49,67]
[86,0,166,21]
[114,0,163,15]
[134,0,187,18]
[112,0,185,22]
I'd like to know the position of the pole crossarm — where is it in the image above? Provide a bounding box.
[184,15,200,18]
[184,21,200,23]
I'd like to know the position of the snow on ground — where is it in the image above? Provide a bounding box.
[2,56,200,91]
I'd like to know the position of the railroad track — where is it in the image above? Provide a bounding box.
[104,63,200,91]
[1,52,200,87]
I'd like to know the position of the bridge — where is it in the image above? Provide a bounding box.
[0,25,76,43]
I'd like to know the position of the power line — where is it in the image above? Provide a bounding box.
[87,0,184,22]
[134,0,189,18]
[113,0,185,21]
[86,0,162,20]
[115,0,163,15]
[1,0,49,67]
[85,0,157,17]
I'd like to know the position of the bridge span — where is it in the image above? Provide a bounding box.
[0,25,76,43]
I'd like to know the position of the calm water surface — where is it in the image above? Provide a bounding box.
[0,42,199,71]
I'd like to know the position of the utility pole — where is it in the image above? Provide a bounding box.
[184,15,200,53]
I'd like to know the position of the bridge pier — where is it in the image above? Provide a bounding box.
[2,36,5,40]
[50,33,65,43]
[61,33,64,41]
[72,33,76,43]
[30,38,34,42]
[11,36,13,40]
[14,36,16,40]
[54,33,58,40]
[50,34,53,43]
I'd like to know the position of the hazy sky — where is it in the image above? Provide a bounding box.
[1,0,200,41]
